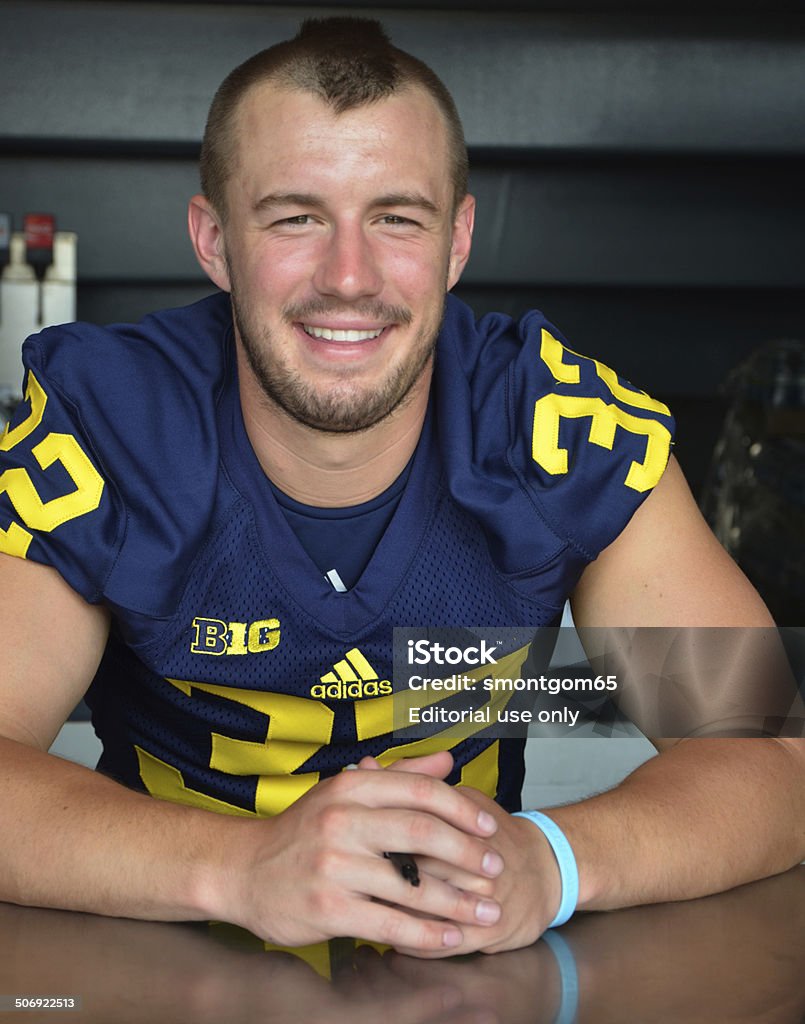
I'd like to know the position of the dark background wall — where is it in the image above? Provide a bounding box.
[1,0,804,498]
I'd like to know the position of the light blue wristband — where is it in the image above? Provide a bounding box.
[513,810,578,928]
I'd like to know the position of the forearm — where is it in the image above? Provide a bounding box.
[548,738,805,911]
[0,736,242,922]
[0,742,505,951]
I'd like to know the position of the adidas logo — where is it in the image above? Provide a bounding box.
[309,648,393,699]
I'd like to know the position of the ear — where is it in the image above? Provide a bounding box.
[187,195,231,292]
[447,193,475,291]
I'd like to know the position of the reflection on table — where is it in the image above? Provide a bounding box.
[1,867,803,1023]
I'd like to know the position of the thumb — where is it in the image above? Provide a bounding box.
[358,750,454,780]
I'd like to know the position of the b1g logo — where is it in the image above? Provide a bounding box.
[190,616,281,656]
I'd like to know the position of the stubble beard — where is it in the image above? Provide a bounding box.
[230,289,445,435]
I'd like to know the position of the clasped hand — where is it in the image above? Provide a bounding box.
[222,752,559,956]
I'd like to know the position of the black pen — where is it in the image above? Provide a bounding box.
[384,850,420,886]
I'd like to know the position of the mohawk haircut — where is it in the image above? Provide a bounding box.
[279,17,400,109]
[200,17,468,219]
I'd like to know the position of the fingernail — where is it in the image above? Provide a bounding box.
[475,899,501,924]
[443,927,463,947]
[482,851,504,876]
[477,810,497,833]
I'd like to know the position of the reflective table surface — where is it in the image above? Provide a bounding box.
[1,867,803,1023]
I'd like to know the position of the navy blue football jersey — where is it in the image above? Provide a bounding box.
[0,293,674,815]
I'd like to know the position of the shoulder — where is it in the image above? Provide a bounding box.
[23,292,232,409]
[19,293,233,504]
[434,295,676,563]
[1,294,234,612]
[18,292,233,514]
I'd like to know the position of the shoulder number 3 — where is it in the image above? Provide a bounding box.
[532,329,672,493]
[0,372,105,558]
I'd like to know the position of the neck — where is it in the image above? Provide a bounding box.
[236,346,430,508]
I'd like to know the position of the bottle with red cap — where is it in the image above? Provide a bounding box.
[24,213,55,325]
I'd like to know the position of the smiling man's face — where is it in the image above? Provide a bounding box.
[213,81,474,433]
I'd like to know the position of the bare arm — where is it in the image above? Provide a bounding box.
[558,456,805,906]
[0,552,244,922]
[399,458,805,956]
[0,552,506,950]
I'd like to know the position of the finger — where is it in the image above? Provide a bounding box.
[355,752,454,778]
[365,808,504,880]
[403,921,540,958]
[391,920,510,959]
[341,850,500,931]
[331,767,498,840]
[382,864,501,929]
[382,750,455,779]
[341,898,465,953]
[412,856,499,898]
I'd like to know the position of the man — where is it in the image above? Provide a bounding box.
[0,18,801,957]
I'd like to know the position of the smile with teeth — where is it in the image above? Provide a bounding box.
[302,324,385,342]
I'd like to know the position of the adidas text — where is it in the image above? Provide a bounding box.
[310,679,393,699]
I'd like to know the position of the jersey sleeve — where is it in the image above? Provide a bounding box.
[509,309,676,561]
[0,358,121,603]
[0,297,230,615]
[435,296,675,592]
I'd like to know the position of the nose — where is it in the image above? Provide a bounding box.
[312,222,383,301]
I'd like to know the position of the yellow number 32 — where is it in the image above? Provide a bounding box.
[0,372,105,558]
[532,330,672,493]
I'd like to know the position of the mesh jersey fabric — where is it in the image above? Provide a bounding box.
[0,292,674,815]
